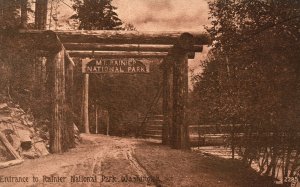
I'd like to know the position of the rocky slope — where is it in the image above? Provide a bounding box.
[0,100,49,164]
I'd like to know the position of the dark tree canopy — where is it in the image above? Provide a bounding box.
[190,0,300,182]
[0,0,21,29]
[192,0,300,128]
[0,0,34,30]
[71,0,123,30]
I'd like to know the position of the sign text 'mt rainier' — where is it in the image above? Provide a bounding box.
[82,58,150,74]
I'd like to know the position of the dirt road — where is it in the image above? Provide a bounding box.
[1,134,270,187]
[1,134,156,187]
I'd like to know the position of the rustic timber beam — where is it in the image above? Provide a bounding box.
[0,131,24,169]
[38,50,197,59]
[68,51,168,58]
[64,43,203,52]
[0,132,23,160]
[17,30,211,45]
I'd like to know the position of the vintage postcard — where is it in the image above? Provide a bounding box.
[0,0,299,187]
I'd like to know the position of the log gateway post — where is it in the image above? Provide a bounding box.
[39,31,75,153]
[49,48,65,153]
[65,51,76,149]
[83,74,90,134]
[162,33,196,149]
[161,57,173,145]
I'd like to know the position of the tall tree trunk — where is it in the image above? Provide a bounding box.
[35,0,48,30]
[20,0,28,29]
[34,0,48,121]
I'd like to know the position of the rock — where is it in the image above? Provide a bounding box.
[0,122,13,134]
[17,130,32,150]
[39,131,49,141]
[0,101,53,160]
[20,115,34,127]
[1,129,14,135]
[21,142,32,150]
[21,148,39,159]
[27,121,33,127]
[0,113,11,119]
[18,129,32,141]
[29,127,35,133]
[0,103,8,110]
[32,136,43,143]
[0,117,13,123]
[33,142,49,156]
[10,122,25,130]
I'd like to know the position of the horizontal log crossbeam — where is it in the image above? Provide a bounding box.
[39,50,196,59]
[17,30,210,45]
[69,51,168,58]
[64,43,203,52]
[6,30,211,59]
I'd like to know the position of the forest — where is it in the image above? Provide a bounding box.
[190,0,300,184]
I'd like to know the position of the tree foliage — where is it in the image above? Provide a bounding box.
[71,0,123,30]
[0,0,20,29]
[0,0,34,29]
[191,0,300,182]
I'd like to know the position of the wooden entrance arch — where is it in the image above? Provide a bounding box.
[5,29,210,152]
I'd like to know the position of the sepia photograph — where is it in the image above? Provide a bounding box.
[0,0,299,186]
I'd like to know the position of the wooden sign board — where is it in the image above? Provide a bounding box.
[82,58,150,74]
